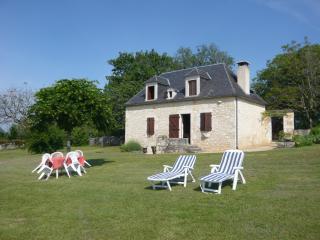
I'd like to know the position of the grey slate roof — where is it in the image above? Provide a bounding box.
[126,63,267,106]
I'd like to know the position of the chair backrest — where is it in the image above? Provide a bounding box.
[65,151,79,165]
[41,153,51,165]
[171,155,197,173]
[217,150,244,175]
[75,150,83,157]
[51,152,64,159]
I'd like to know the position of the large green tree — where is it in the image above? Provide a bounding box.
[105,50,178,134]
[253,39,320,128]
[174,43,234,69]
[29,79,110,150]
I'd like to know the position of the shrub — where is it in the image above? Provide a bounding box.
[310,125,320,144]
[71,125,99,146]
[26,125,65,153]
[293,135,313,147]
[120,140,142,152]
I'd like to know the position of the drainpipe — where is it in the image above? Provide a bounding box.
[235,97,239,149]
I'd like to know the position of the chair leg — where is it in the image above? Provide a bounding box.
[64,164,71,178]
[56,169,59,179]
[166,181,172,191]
[38,172,45,180]
[81,166,86,174]
[189,171,196,182]
[85,161,91,167]
[232,171,239,190]
[239,170,246,184]
[32,164,41,173]
[218,182,222,194]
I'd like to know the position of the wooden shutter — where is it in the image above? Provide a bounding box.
[200,112,212,131]
[169,114,180,138]
[189,80,197,96]
[147,118,155,135]
[147,86,154,100]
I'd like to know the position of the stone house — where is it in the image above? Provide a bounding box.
[125,61,272,153]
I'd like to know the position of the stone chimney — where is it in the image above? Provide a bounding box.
[236,60,250,94]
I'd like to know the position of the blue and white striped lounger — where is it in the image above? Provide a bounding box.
[147,155,197,191]
[200,150,246,194]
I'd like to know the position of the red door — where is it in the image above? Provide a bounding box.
[169,114,180,138]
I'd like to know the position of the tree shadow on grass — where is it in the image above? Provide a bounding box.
[86,158,114,167]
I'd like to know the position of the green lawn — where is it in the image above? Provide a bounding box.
[0,145,320,240]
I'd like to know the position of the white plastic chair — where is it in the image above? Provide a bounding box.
[75,149,91,167]
[38,152,65,180]
[64,151,82,177]
[32,153,50,173]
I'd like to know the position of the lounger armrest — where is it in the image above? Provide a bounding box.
[183,166,194,170]
[163,165,173,172]
[233,166,244,170]
[210,164,220,173]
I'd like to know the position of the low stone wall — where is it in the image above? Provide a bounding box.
[0,143,24,150]
[89,136,124,147]
[294,129,310,136]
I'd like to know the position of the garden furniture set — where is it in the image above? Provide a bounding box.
[32,150,90,180]
[147,149,246,194]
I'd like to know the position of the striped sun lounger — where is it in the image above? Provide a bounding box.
[147,155,197,191]
[200,150,246,194]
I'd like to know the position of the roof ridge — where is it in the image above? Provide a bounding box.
[159,63,225,75]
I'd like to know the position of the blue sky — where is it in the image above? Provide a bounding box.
[0,0,319,91]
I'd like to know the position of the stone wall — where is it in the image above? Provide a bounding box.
[125,97,237,152]
[237,99,272,149]
[283,112,294,135]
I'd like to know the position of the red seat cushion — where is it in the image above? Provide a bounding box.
[51,156,65,169]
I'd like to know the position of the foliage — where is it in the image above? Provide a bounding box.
[293,135,314,147]
[0,87,34,124]
[105,50,177,134]
[71,125,98,146]
[120,140,142,152]
[174,43,234,69]
[26,125,65,153]
[253,38,320,128]
[29,79,111,149]
[310,125,320,144]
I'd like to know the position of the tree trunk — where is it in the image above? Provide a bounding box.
[67,132,71,152]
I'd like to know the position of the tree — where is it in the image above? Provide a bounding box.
[29,79,111,151]
[105,50,178,134]
[0,87,34,125]
[253,38,320,128]
[174,43,234,69]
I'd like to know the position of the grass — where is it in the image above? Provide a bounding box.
[0,145,320,240]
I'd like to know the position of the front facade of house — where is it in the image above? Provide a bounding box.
[125,62,272,153]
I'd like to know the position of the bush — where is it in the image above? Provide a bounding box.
[293,135,314,147]
[120,140,142,152]
[310,125,320,144]
[26,126,65,153]
[71,125,99,146]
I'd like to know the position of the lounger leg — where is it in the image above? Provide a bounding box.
[189,171,196,182]
[239,170,246,184]
[232,170,239,190]
[200,181,204,192]
[166,181,172,191]
[218,182,222,194]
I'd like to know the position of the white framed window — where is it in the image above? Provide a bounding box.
[185,76,200,97]
[145,83,158,101]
